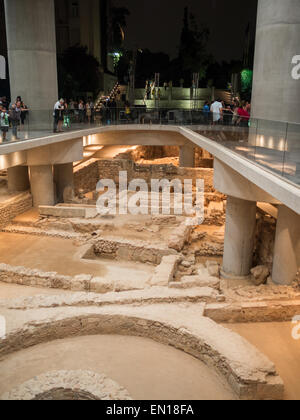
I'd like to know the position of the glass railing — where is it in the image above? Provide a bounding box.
[192,116,300,186]
[0,107,299,186]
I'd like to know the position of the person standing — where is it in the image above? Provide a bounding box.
[203,101,210,124]
[237,101,250,127]
[124,101,132,123]
[0,105,10,142]
[86,102,92,124]
[9,101,22,139]
[15,96,29,127]
[89,98,95,123]
[78,100,85,123]
[210,98,223,125]
[53,99,65,133]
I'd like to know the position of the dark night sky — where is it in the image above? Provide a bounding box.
[113,0,258,62]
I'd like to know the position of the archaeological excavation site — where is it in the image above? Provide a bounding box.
[0,133,299,402]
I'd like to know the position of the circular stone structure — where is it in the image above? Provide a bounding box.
[0,370,132,401]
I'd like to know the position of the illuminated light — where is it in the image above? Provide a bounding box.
[235,147,250,152]
[268,137,274,149]
[83,151,94,158]
[258,136,265,147]
[0,155,5,169]
[84,145,104,152]
[255,153,269,159]
[278,138,285,152]
[241,69,253,94]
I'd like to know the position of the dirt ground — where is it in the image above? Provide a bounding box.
[0,232,154,282]
[0,335,236,401]
[0,283,73,300]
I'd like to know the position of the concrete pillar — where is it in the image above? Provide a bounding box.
[4,0,58,122]
[222,196,257,279]
[179,145,195,168]
[296,162,300,179]
[272,205,300,285]
[29,165,55,207]
[7,166,29,192]
[251,0,300,123]
[54,163,74,203]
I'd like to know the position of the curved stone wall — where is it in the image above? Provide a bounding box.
[0,308,284,400]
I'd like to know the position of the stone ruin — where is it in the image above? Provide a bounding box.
[0,146,299,401]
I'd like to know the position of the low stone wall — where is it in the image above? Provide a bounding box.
[0,263,92,292]
[150,255,181,287]
[0,256,181,294]
[205,300,300,323]
[92,237,178,265]
[0,309,284,400]
[0,192,32,228]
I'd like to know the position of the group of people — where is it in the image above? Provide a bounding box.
[53,98,97,133]
[204,99,251,126]
[53,97,120,133]
[0,96,29,141]
[144,80,174,101]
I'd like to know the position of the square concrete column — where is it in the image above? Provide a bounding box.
[272,205,300,285]
[29,165,55,207]
[7,166,30,192]
[179,144,195,168]
[54,163,74,204]
[222,196,257,279]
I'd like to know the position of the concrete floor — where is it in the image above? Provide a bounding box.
[226,323,300,401]
[0,123,96,144]
[0,335,236,400]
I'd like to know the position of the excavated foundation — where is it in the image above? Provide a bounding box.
[0,152,299,401]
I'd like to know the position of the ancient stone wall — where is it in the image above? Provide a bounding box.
[74,158,216,195]
[0,192,32,227]
[254,213,276,270]
[130,146,180,161]
[1,371,132,401]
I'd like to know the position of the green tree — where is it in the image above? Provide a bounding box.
[57,46,102,99]
[241,68,253,100]
[179,7,210,82]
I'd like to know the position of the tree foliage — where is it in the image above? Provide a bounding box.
[178,7,210,81]
[57,46,102,99]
